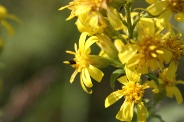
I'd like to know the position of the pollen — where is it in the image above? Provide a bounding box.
[139,36,163,59]
[167,0,184,13]
[122,82,145,103]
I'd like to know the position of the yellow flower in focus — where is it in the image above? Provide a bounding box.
[146,0,184,22]
[120,18,172,74]
[0,5,20,36]
[105,67,157,121]
[64,32,104,94]
[158,62,184,104]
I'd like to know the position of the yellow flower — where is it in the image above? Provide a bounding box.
[75,11,107,35]
[59,0,125,34]
[119,18,172,74]
[59,0,108,34]
[146,0,184,22]
[64,32,104,94]
[105,67,157,121]
[163,31,184,63]
[0,5,20,36]
[158,62,184,104]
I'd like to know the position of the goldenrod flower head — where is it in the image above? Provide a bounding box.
[147,0,184,22]
[121,18,172,74]
[158,62,184,104]
[127,34,172,74]
[64,32,104,94]
[59,0,108,20]
[163,33,184,62]
[105,67,156,121]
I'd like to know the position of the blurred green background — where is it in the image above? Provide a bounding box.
[0,0,183,122]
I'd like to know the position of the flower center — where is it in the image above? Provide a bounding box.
[122,82,145,103]
[167,0,184,13]
[71,54,89,72]
[139,36,164,60]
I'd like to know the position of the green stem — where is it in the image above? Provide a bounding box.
[124,3,133,39]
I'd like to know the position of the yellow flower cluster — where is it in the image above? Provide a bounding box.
[61,0,184,121]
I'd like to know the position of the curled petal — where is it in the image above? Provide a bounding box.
[80,75,92,94]
[81,68,93,88]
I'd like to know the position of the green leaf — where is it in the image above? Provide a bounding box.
[145,73,159,86]
[110,69,125,90]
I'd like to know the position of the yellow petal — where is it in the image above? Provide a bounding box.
[118,44,137,64]
[81,68,93,88]
[88,65,104,82]
[80,75,92,94]
[116,100,134,121]
[138,18,155,36]
[75,4,91,16]
[166,61,177,79]
[166,86,174,98]
[118,76,128,84]
[79,32,88,52]
[146,0,157,4]
[70,70,78,83]
[125,66,140,82]
[84,36,97,52]
[76,19,95,35]
[105,90,124,108]
[174,13,184,22]
[175,80,184,85]
[173,86,183,104]
[146,1,167,16]
[137,102,147,122]
[107,7,123,30]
